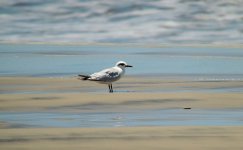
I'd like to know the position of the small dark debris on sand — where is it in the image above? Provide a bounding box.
[183,107,191,110]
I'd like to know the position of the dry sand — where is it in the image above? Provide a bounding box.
[1,76,243,150]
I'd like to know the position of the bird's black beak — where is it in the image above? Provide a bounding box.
[125,65,133,67]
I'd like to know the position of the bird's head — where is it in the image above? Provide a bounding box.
[116,61,133,69]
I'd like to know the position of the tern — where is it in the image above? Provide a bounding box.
[78,61,133,93]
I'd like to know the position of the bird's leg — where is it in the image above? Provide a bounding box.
[111,84,113,93]
[108,84,113,93]
[108,84,111,93]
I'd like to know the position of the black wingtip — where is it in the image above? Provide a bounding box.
[78,74,90,80]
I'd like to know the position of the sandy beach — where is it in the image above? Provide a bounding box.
[1,126,243,150]
[1,76,243,149]
[1,76,243,112]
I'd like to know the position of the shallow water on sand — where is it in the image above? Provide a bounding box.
[1,44,243,129]
[1,109,243,128]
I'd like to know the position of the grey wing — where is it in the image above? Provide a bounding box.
[90,68,120,82]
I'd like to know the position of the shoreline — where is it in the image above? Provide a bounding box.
[1,41,243,48]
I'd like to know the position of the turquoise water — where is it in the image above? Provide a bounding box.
[1,109,243,128]
[1,44,243,79]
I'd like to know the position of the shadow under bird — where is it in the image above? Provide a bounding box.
[78,61,133,93]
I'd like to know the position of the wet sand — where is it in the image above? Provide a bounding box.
[1,76,243,112]
[1,76,243,149]
[1,127,243,150]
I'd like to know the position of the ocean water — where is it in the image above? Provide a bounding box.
[0,0,243,43]
[1,44,243,80]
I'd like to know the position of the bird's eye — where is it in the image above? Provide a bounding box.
[119,63,125,66]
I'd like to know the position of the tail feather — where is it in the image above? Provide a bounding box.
[78,74,90,80]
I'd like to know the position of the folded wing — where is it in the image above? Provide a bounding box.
[90,67,121,82]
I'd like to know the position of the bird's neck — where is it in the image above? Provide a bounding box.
[115,66,125,73]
